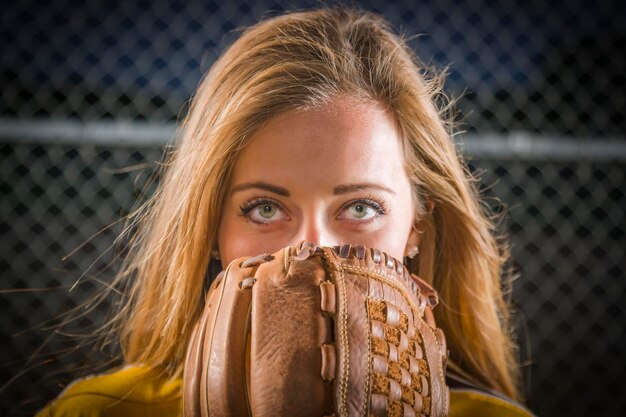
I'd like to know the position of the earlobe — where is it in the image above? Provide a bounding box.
[404,245,419,259]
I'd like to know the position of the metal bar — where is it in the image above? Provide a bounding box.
[455,132,626,162]
[1,118,625,161]
[0,118,177,147]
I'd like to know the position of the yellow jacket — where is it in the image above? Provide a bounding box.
[35,366,534,417]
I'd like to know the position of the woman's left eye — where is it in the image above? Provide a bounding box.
[338,198,388,222]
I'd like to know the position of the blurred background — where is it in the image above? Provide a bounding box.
[1,0,624,415]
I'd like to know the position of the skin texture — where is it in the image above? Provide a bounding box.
[217,96,421,268]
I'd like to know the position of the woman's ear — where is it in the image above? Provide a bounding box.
[404,222,422,258]
[404,199,434,259]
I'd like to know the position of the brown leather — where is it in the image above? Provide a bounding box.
[183,240,450,417]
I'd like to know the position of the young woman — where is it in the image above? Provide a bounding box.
[37,7,534,416]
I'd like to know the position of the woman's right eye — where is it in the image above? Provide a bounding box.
[239,198,288,225]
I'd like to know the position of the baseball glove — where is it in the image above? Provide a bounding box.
[183,240,450,417]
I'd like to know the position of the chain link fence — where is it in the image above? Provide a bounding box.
[2,0,624,134]
[1,1,624,416]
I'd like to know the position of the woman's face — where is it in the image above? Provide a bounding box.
[217,95,420,268]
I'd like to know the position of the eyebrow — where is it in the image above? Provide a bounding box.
[230,181,395,196]
[334,183,396,195]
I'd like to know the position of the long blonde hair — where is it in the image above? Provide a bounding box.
[114,7,521,401]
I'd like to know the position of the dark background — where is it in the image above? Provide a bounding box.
[1,0,624,416]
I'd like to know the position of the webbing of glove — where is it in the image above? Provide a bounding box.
[182,240,449,417]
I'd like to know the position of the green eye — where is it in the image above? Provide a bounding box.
[257,204,276,219]
[350,204,371,219]
[339,197,388,223]
[239,198,288,224]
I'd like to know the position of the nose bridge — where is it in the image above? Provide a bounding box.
[296,209,335,247]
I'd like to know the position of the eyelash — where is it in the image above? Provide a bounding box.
[238,195,389,225]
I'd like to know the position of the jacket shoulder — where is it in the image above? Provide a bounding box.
[450,388,536,417]
[35,365,182,417]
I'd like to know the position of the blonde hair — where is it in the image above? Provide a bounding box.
[114,7,521,401]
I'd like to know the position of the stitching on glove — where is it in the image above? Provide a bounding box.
[363,298,372,417]
[338,267,350,416]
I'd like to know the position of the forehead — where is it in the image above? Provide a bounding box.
[229,97,409,195]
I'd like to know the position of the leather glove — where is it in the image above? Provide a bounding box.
[183,240,450,417]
